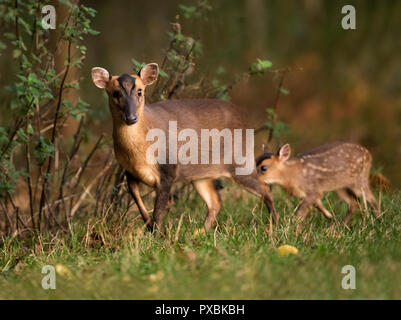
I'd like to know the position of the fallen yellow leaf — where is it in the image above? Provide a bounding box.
[277,245,299,257]
[55,264,72,278]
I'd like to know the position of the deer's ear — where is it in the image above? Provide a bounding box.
[139,63,158,86]
[278,144,291,162]
[92,67,110,89]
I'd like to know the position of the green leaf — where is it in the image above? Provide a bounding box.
[131,59,146,73]
[249,58,272,75]
[266,108,275,116]
[17,128,28,143]
[27,124,34,135]
[257,58,272,69]
[62,100,74,110]
[87,29,100,35]
[34,136,55,165]
[159,68,168,78]
[280,88,290,95]
[58,0,73,8]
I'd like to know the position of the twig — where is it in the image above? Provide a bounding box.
[69,159,113,219]
[55,117,84,219]
[38,38,72,229]
[73,133,104,191]
[25,122,36,230]
[267,69,288,144]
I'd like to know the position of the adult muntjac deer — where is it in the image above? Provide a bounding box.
[256,142,380,225]
[91,63,276,231]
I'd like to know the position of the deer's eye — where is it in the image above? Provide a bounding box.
[137,89,142,96]
[112,90,120,99]
[261,165,268,172]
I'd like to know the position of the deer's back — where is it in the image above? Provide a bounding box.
[295,142,372,192]
[145,99,248,131]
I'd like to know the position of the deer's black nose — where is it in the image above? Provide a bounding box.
[126,115,138,125]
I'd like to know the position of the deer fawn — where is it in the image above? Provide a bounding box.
[91,63,276,231]
[256,142,380,225]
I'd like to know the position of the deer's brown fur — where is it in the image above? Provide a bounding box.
[92,63,276,231]
[256,142,380,225]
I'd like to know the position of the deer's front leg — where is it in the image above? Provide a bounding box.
[294,198,314,235]
[126,171,153,230]
[294,198,313,220]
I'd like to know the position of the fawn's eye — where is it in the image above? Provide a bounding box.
[112,90,120,99]
[261,165,267,172]
[137,89,142,96]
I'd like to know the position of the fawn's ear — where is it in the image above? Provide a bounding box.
[278,144,291,162]
[139,63,159,86]
[91,67,110,89]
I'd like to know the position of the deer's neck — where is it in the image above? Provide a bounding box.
[280,160,306,197]
[110,103,148,142]
[110,107,161,186]
[112,115,147,150]
[110,102,149,160]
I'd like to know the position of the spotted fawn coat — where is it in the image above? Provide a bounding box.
[256,142,380,225]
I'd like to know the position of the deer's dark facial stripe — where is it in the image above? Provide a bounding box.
[116,74,138,125]
[117,73,136,95]
[256,153,274,166]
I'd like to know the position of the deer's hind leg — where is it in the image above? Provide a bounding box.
[364,187,380,217]
[336,188,358,225]
[362,161,380,217]
[362,172,380,217]
[193,179,221,231]
[349,183,380,219]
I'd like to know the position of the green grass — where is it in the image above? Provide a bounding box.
[1,184,400,299]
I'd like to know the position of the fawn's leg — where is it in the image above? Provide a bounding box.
[363,184,380,217]
[349,185,377,221]
[294,199,313,220]
[294,197,315,235]
[362,164,380,217]
[314,198,333,219]
[336,188,358,225]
